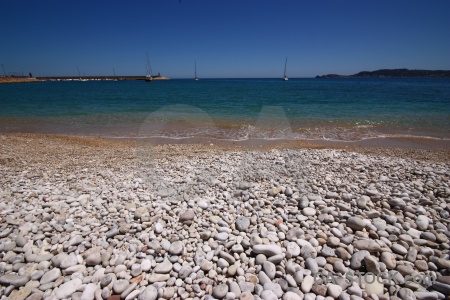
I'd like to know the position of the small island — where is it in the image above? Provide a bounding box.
[316,68,450,78]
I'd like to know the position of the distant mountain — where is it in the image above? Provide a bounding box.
[316,68,450,78]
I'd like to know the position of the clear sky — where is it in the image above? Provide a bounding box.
[1,0,449,78]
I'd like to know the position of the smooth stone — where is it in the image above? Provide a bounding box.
[415,260,428,271]
[178,265,193,279]
[321,245,335,257]
[252,244,283,257]
[268,254,284,264]
[153,223,163,234]
[54,278,82,299]
[432,282,450,296]
[105,228,119,238]
[436,276,450,285]
[125,290,141,300]
[283,292,303,300]
[60,254,78,269]
[350,250,370,269]
[286,242,301,258]
[134,207,148,219]
[240,292,254,300]
[0,274,30,288]
[213,284,229,299]
[80,283,97,300]
[305,257,319,275]
[154,259,173,274]
[363,274,384,295]
[35,253,53,263]
[392,244,408,255]
[300,243,317,259]
[353,239,381,252]
[239,282,255,293]
[333,261,347,274]
[263,261,276,279]
[113,279,129,294]
[220,251,236,264]
[264,282,283,298]
[148,273,170,283]
[15,235,28,247]
[139,285,158,300]
[398,288,416,300]
[229,281,241,298]
[100,275,113,288]
[364,256,381,274]
[179,209,195,224]
[414,291,439,300]
[416,215,429,231]
[327,284,343,298]
[286,228,304,241]
[215,232,229,241]
[380,252,396,269]
[356,196,370,209]
[169,241,183,255]
[121,282,138,299]
[86,252,102,266]
[303,207,316,216]
[51,253,68,267]
[346,217,366,231]
[336,247,352,261]
[198,200,208,209]
[261,290,278,300]
[40,268,61,284]
[141,259,152,272]
[200,259,214,271]
[301,275,314,293]
[268,187,282,196]
[236,216,250,232]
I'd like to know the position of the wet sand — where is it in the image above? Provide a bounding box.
[1,133,449,165]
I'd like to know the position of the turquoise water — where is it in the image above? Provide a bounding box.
[0,78,449,141]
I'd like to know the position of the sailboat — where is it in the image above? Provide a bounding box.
[194,61,199,81]
[145,52,153,82]
[283,57,288,81]
[77,65,88,81]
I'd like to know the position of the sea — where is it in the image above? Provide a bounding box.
[0,78,449,142]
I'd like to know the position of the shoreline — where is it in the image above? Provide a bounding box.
[1,133,449,299]
[1,133,449,163]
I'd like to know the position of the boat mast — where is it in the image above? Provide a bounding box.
[195,61,198,81]
[283,57,288,81]
[145,51,153,81]
[76,64,81,80]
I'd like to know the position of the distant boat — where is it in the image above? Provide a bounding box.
[76,65,88,81]
[145,52,153,82]
[283,57,288,81]
[194,61,199,81]
[113,68,118,81]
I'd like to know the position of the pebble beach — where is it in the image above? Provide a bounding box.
[0,134,449,300]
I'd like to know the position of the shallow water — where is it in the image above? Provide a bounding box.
[1,78,449,141]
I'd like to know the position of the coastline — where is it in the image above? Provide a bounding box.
[1,132,449,299]
[2,133,449,163]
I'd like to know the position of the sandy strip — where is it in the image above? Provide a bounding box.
[1,133,448,166]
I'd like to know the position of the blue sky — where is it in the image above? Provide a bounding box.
[1,0,449,78]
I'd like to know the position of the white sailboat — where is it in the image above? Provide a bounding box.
[145,52,153,82]
[283,57,288,81]
[77,65,88,81]
[194,61,199,81]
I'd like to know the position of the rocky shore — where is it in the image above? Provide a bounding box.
[0,134,449,300]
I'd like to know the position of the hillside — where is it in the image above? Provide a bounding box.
[316,68,450,78]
